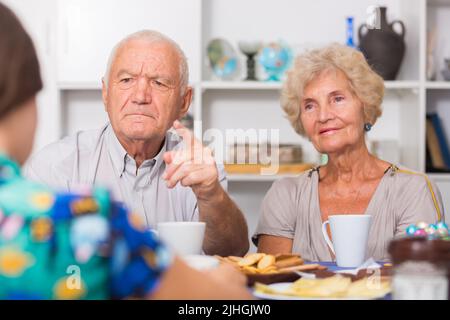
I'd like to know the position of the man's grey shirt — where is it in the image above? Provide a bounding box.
[23,123,227,228]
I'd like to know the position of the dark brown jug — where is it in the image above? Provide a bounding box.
[358,6,406,80]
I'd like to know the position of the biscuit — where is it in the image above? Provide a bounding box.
[238,253,265,267]
[257,254,276,270]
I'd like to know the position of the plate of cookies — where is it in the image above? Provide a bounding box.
[216,253,327,286]
[253,275,391,300]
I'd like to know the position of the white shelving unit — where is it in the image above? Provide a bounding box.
[201,80,420,91]
[426,0,450,203]
[227,173,300,182]
[58,82,102,90]
[426,81,450,89]
[201,81,282,90]
[6,0,450,246]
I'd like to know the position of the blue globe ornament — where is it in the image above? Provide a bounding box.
[207,38,238,80]
[212,57,237,79]
[259,42,292,81]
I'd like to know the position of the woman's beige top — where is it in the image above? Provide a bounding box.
[253,165,445,261]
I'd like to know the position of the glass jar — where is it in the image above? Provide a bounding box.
[388,237,450,300]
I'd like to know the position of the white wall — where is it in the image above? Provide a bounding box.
[3,0,60,152]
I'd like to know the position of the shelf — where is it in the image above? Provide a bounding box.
[229,172,450,182]
[384,81,420,90]
[58,82,102,90]
[426,81,450,90]
[427,173,450,181]
[227,174,299,182]
[225,163,313,182]
[201,81,282,90]
[201,80,420,91]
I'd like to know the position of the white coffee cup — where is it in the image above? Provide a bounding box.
[157,221,206,255]
[321,215,372,268]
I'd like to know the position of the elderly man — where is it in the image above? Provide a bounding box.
[24,30,249,256]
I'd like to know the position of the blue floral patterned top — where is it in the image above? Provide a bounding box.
[0,154,172,299]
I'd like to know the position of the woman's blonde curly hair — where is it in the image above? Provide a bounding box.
[280,43,384,136]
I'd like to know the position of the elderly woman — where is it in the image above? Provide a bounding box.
[253,43,444,261]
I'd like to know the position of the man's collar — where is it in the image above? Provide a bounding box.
[106,124,170,177]
[106,124,127,177]
[148,138,167,179]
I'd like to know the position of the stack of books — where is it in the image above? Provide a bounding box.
[426,113,450,172]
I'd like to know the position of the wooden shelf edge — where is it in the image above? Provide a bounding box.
[224,163,314,175]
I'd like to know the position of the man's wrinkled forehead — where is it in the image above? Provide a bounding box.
[112,39,180,78]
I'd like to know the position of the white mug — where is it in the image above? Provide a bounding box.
[321,215,372,268]
[157,221,206,255]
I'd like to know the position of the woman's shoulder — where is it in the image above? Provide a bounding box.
[0,176,53,218]
[385,164,441,203]
[388,164,434,187]
[0,173,112,220]
[386,164,444,222]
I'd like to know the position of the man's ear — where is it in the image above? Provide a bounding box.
[102,78,108,112]
[179,86,193,118]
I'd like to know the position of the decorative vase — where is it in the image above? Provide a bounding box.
[358,6,406,80]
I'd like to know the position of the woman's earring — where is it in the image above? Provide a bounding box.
[364,123,372,132]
